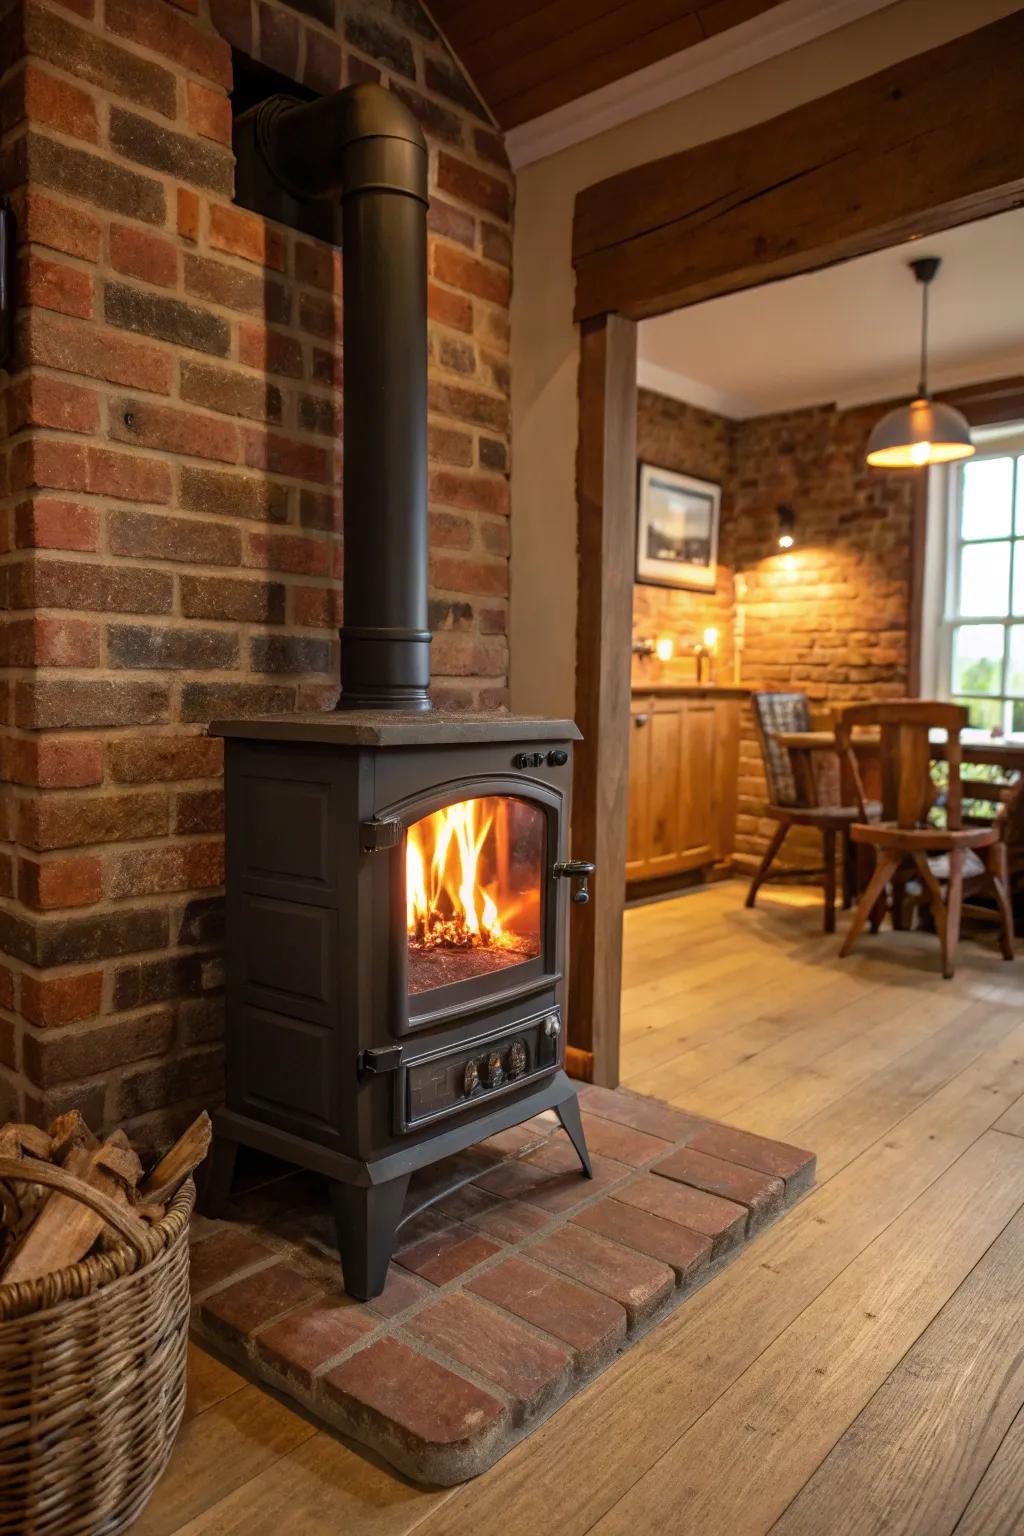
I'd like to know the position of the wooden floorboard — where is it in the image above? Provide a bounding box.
[587,1130,1024,1536]
[953,1399,1024,1536]
[145,880,1024,1536]
[770,1197,1024,1535]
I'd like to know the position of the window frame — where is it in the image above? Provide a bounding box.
[931,426,1024,735]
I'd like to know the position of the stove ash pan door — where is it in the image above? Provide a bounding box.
[395,783,565,1033]
[398,1007,562,1132]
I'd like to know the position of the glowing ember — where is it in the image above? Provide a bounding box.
[406,796,543,994]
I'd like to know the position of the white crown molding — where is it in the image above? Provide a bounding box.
[835,351,1024,412]
[639,352,1024,422]
[636,359,755,420]
[505,0,897,170]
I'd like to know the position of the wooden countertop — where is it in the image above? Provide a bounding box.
[630,684,751,700]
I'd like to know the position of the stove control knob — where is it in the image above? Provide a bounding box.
[507,1039,528,1079]
[463,1058,480,1096]
[543,1015,561,1039]
[484,1051,505,1089]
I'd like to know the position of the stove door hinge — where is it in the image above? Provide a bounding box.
[360,816,403,853]
[359,1044,403,1078]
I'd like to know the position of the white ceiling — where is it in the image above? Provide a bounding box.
[637,209,1024,420]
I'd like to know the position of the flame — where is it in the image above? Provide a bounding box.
[407,797,518,952]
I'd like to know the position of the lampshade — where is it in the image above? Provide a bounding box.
[865,396,975,468]
[865,255,975,470]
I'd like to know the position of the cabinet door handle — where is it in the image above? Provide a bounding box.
[634,713,649,728]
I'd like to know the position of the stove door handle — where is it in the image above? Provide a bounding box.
[553,859,595,904]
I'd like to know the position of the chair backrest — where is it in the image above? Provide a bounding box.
[750,691,811,807]
[833,699,967,829]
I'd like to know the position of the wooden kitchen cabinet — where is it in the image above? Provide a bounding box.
[626,688,745,886]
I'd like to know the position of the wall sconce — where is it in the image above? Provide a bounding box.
[632,636,655,658]
[655,636,674,662]
[777,505,795,550]
[695,627,717,683]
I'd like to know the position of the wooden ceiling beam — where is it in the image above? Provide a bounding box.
[427,0,786,130]
[572,11,1024,321]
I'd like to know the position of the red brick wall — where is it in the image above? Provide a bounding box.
[631,387,735,688]
[0,0,513,1143]
[630,390,917,871]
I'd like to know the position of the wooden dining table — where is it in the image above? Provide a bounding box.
[775,727,1024,811]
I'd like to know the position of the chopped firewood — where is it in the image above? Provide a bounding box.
[3,1132,144,1284]
[139,1112,212,1206]
[135,1203,170,1226]
[48,1109,98,1164]
[0,1123,53,1161]
[0,1110,210,1286]
[0,1124,55,1261]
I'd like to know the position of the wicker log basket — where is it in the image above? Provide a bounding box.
[0,1156,195,1536]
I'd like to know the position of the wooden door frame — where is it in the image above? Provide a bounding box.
[568,11,1024,1086]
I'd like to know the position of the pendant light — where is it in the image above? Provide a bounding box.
[865,256,974,469]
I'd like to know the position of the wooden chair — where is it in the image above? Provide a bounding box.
[835,700,1014,978]
[745,691,865,933]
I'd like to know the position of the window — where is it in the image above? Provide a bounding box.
[935,436,1024,733]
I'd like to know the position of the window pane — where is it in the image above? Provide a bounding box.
[1012,699,1024,733]
[951,624,1003,695]
[962,456,1013,540]
[955,695,1004,731]
[1016,457,1024,535]
[958,541,1010,616]
[1007,626,1024,697]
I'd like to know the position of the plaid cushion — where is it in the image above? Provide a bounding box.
[752,691,811,806]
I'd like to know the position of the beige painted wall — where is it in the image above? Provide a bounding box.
[508,0,1021,720]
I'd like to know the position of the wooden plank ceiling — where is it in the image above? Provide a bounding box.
[426,0,789,130]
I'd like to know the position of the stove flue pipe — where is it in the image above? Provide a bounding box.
[238,84,431,711]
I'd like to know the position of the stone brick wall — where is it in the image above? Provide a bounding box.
[0,0,513,1142]
[631,388,735,689]
[631,389,917,871]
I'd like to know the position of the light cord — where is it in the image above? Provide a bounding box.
[918,277,929,398]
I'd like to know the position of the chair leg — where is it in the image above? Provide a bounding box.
[942,848,964,981]
[986,843,1016,962]
[745,821,788,909]
[841,828,854,911]
[911,853,952,979]
[822,826,837,934]
[839,851,901,958]
[891,874,908,931]
[868,858,889,932]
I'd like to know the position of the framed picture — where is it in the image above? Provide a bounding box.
[636,463,720,592]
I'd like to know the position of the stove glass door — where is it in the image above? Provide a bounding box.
[405,794,545,998]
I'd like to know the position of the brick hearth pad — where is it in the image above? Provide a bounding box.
[188,1086,815,1485]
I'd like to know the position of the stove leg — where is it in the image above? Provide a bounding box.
[199,1133,238,1218]
[330,1174,410,1301]
[556,1093,593,1178]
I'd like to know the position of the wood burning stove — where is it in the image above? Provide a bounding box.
[202,82,593,1299]
[204,712,592,1298]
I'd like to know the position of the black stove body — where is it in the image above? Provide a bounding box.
[203,80,592,1299]
[206,711,591,1298]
